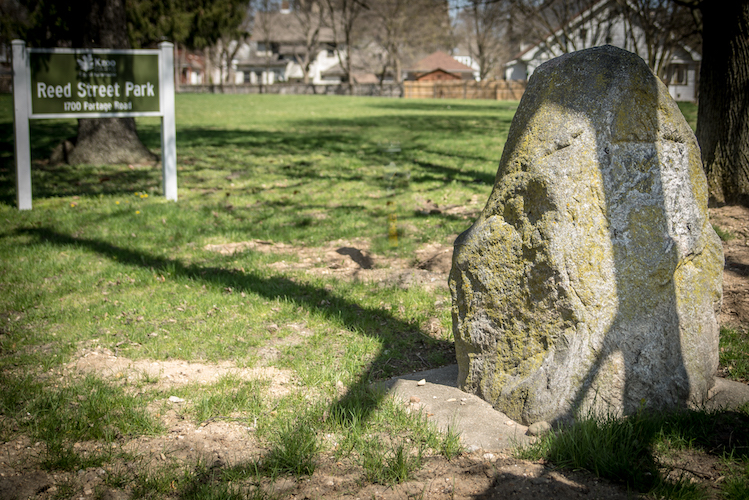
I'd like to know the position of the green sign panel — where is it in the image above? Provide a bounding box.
[30,50,160,116]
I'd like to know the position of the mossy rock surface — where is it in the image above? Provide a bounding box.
[449,46,723,425]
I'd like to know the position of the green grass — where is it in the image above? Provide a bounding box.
[0,92,742,499]
[713,224,737,241]
[518,405,749,499]
[361,438,424,484]
[263,413,320,477]
[720,326,749,382]
[0,371,161,469]
[677,102,698,132]
[0,93,506,495]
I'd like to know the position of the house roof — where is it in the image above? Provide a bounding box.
[320,63,345,77]
[352,73,379,84]
[409,51,475,74]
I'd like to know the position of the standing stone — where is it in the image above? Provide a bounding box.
[449,46,723,425]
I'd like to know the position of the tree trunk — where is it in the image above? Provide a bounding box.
[697,0,749,204]
[175,43,182,92]
[66,118,156,165]
[61,0,157,165]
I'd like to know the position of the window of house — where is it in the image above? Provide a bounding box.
[579,28,587,43]
[668,64,688,85]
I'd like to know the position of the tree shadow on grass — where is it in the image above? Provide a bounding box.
[0,125,498,206]
[368,99,520,114]
[173,127,498,185]
[18,225,455,423]
[0,118,162,204]
[0,98,512,206]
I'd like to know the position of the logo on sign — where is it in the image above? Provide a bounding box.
[76,53,116,77]
[76,54,94,72]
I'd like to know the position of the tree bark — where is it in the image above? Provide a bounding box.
[697,0,749,204]
[62,0,157,165]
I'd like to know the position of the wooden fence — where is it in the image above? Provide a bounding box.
[403,80,526,101]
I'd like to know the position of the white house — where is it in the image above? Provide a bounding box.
[234,9,344,85]
[505,0,701,101]
[451,51,481,81]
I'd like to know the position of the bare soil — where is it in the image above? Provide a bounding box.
[709,205,749,329]
[1,206,748,500]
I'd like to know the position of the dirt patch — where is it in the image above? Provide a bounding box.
[69,347,295,398]
[710,205,749,328]
[266,454,636,500]
[206,208,749,329]
[205,238,453,291]
[1,346,641,500]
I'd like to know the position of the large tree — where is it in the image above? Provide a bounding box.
[23,0,157,165]
[689,0,749,204]
[290,0,326,85]
[459,0,509,80]
[17,0,251,164]
[364,0,450,84]
[128,0,252,86]
[322,0,368,86]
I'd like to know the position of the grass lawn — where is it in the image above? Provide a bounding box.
[0,93,510,498]
[0,93,747,499]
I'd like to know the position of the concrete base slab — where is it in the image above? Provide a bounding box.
[377,365,532,452]
[378,365,749,453]
[704,377,749,411]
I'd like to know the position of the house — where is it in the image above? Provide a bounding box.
[451,51,481,81]
[405,51,477,81]
[504,0,701,101]
[176,48,205,85]
[234,8,343,85]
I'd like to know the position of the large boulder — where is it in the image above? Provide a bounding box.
[449,46,723,425]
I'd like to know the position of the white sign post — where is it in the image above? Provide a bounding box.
[159,43,177,201]
[12,40,32,210]
[11,40,178,210]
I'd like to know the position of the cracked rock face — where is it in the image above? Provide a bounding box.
[449,46,723,425]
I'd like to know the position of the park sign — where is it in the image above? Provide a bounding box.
[30,49,161,118]
[12,41,177,209]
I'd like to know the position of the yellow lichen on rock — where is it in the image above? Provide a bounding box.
[450,46,723,424]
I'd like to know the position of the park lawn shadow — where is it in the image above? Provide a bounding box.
[367,99,520,114]
[17,225,455,425]
[173,126,497,186]
[0,96,511,206]
[0,116,163,204]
